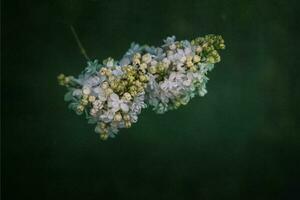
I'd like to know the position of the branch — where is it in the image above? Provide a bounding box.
[70,25,90,61]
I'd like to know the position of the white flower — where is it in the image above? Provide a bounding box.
[183,79,192,86]
[179,55,187,63]
[93,100,103,109]
[131,94,146,114]
[84,76,101,86]
[101,82,109,89]
[163,36,176,46]
[119,57,131,66]
[97,88,108,102]
[142,53,152,63]
[162,58,170,66]
[108,93,129,113]
[106,58,114,67]
[169,43,176,50]
[150,60,157,66]
[129,113,138,123]
[90,108,98,116]
[112,66,123,76]
[184,47,192,55]
[100,110,115,123]
[182,73,193,86]
[82,86,91,95]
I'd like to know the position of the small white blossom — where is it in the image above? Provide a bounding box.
[82,86,91,95]
[108,93,129,113]
[142,53,152,64]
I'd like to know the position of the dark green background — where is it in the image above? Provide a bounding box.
[2,0,300,199]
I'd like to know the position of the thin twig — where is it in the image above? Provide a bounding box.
[70,25,90,61]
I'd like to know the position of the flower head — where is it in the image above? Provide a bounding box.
[59,34,225,139]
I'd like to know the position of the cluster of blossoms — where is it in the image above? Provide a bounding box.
[58,35,225,140]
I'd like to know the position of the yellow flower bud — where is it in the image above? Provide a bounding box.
[129,75,136,83]
[149,66,157,74]
[100,132,109,140]
[214,55,221,63]
[81,99,89,106]
[195,46,202,53]
[142,53,152,63]
[100,122,106,129]
[139,75,148,82]
[133,58,140,65]
[207,56,215,63]
[133,53,141,59]
[108,75,116,82]
[212,50,218,56]
[123,114,130,121]
[114,113,122,122]
[125,121,131,128]
[82,87,91,95]
[186,56,193,62]
[117,85,124,93]
[82,94,88,99]
[76,105,84,112]
[106,69,112,76]
[100,67,107,76]
[57,74,65,80]
[137,86,144,93]
[88,95,96,102]
[101,82,109,89]
[122,92,132,101]
[157,64,164,73]
[193,55,201,63]
[130,90,137,97]
[64,77,70,83]
[190,66,197,72]
[134,80,142,87]
[139,63,147,72]
[110,81,118,90]
[106,88,113,95]
[174,101,181,108]
[186,61,193,68]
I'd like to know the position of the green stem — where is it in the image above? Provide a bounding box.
[70,25,90,61]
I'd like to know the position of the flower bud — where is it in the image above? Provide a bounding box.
[133,58,140,65]
[82,86,91,95]
[123,114,130,121]
[149,66,157,74]
[125,121,131,128]
[100,132,109,140]
[101,82,109,89]
[122,92,132,101]
[88,95,96,102]
[81,99,89,106]
[193,55,201,63]
[76,105,84,112]
[142,53,152,63]
[114,113,122,122]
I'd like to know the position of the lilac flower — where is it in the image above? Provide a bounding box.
[59,34,225,139]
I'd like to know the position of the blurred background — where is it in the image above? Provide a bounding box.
[2,0,300,199]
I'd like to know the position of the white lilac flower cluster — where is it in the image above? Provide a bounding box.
[58,35,225,140]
